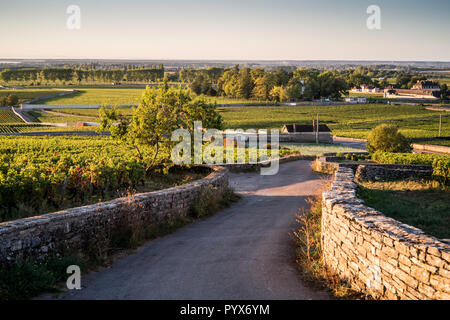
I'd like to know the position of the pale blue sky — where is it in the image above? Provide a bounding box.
[0,0,449,60]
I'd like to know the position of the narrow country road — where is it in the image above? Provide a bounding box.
[42,160,330,300]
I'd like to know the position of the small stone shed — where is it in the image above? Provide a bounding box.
[281,124,333,143]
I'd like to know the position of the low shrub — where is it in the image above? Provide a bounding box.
[190,186,239,218]
[433,159,450,184]
[0,255,87,300]
[366,124,412,154]
[344,153,370,161]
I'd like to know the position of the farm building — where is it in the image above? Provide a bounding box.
[281,124,333,143]
[384,81,441,99]
[344,96,368,103]
[351,84,382,94]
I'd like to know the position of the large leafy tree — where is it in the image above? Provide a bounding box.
[6,94,19,106]
[99,84,223,171]
[237,68,254,99]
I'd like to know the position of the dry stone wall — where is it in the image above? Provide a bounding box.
[0,166,228,265]
[322,167,450,300]
[315,156,433,180]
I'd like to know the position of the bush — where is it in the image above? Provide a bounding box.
[0,256,87,300]
[344,153,370,161]
[366,124,412,154]
[190,186,239,218]
[433,159,450,184]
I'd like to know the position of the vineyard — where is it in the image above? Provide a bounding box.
[0,124,100,134]
[0,136,183,222]
[0,89,62,104]
[0,136,293,222]
[48,104,450,141]
[0,109,23,123]
[372,151,450,182]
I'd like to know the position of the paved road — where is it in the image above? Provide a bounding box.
[43,160,330,300]
[333,136,367,150]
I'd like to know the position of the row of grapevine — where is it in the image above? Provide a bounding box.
[372,151,450,182]
[0,110,23,123]
[0,123,53,133]
[0,136,158,222]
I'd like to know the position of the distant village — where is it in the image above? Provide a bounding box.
[349,80,442,101]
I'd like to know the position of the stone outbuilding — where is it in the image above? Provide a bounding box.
[281,124,333,143]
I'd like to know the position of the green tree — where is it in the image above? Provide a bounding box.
[99,86,223,170]
[348,73,373,87]
[285,78,304,100]
[270,86,289,102]
[6,94,19,106]
[251,74,275,101]
[237,68,254,99]
[440,84,448,100]
[191,74,207,95]
[367,124,412,154]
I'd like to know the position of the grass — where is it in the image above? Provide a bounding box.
[212,97,267,104]
[26,110,97,125]
[412,139,450,147]
[357,180,450,239]
[294,180,362,299]
[0,89,62,104]
[347,92,384,99]
[0,255,88,300]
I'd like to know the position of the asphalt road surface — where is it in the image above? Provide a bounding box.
[42,160,330,300]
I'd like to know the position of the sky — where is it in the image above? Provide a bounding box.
[0,0,449,61]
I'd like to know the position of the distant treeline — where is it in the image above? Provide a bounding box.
[180,66,347,102]
[0,66,165,85]
[1,64,447,101]
[178,65,447,101]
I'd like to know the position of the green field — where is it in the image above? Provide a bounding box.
[45,103,448,139]
[39,88,145,105]
[39,88,261,106]
[50,107,133,117]
[413,139,450,147]
[332,116,450,139]
[348,92,384,99]
[218,104,442,129]
[358,180,450,239]
[0,89,62,104]
[25,110,98,125]
[0,123,99,134]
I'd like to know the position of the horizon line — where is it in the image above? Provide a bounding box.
[1,58,450,64]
